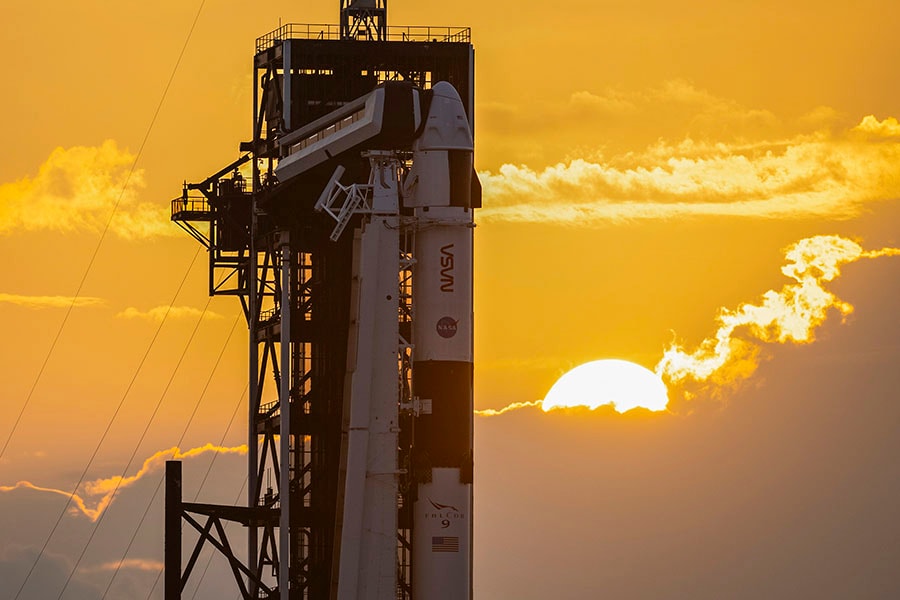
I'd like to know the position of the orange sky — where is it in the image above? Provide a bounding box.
[2,1,900,598]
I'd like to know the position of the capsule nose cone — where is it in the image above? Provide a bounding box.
[417,82,473,151]
[431,81,462,102]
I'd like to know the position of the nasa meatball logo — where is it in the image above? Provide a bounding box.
[436,317,458,338]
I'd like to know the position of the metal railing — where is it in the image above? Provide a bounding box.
[258,400,279,416]
[256,23,471,52]
[170,194,210,219]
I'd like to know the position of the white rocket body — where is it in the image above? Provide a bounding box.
[292,81,476,600]
[335,159,402,600]
[405,81,474,600]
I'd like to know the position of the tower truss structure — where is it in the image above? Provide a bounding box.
[166,6,474,599]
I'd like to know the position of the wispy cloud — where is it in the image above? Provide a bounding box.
[0,443,247,521]
[656,235,900,388]
[475,400,542,417]
[475,235,900,416]
[572,79,779,131]
[0,140,177,239]
[79,558,163,574]
[116,305,222,321]
[478,79,818,168]
[479,115,900,225]
[0,293,105,309]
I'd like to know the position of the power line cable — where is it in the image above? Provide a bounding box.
[56,289,219,599]
[0,0,207,463]
[171,384,248,600]
[100,315,244,598]
[13,247,201,600]
[9,1,210,596]
[192,393,248,498]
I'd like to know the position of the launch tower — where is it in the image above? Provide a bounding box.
[165,2,477,599]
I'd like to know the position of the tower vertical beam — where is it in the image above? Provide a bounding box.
[165,460,182,600]
[278,231,292,599]
[248,56,260,596]
[283,41,293,132]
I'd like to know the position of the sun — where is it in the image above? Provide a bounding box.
[542,359,669,413]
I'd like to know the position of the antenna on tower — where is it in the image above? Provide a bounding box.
[340,0,387,40]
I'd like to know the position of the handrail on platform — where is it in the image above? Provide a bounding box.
[255,23,471,52]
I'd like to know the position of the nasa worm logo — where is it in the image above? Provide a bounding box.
[436,317,458,338]
[440,244,455,292]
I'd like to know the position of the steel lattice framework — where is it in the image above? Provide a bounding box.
[165,5,473,599]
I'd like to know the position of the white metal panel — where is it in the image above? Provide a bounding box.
[412,207,473,363]
[336,178,401,600]
[275,89,385,183]
[413,468,472,600]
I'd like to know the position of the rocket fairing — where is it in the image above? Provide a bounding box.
[405,81,475,600]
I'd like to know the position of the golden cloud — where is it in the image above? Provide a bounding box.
[0,140,176,239]
[0,293,105,309]
[853,115,900,138]
[477,79,795,168]
[656,235,900,387]
[79,558,164,573]
[571,80,779,130]
[478,116,900,224]
[569,89,639,115]
[0,443,247,522]
[115,305,222,321]
[475,400,542,417]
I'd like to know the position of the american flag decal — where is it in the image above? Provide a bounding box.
[432,536,459,552]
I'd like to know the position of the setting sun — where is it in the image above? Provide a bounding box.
[542,359,669,413]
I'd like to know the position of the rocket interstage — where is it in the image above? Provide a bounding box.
[405,82,475,599]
